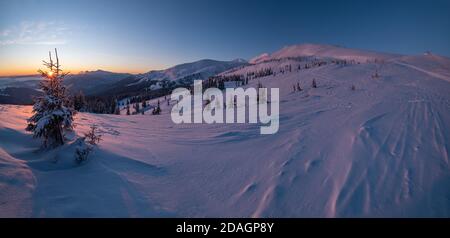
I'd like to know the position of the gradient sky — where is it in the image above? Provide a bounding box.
[1,0,449,76]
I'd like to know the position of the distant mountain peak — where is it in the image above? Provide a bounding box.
[232,58,247,63]
[143,58,247,80]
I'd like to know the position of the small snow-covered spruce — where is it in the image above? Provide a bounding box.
[372,70,380,79]
[74,140,90,163]
[372,61,384,79]
[114,99,121,115]
[75,125,102,163]
[297,82,302,91]
[312,78,317,88]
[126,105,131,115]
[351,84,356,91]
[152,100,161,115]
[26,49,75,147]
[141,98,147,115]
[135,102,140,114]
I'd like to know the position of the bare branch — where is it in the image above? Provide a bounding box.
[48,51,53,71]
[55,48,60,75]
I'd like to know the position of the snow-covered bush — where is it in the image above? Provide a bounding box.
[75,125,102,163]
[297,82,302,91]
[152,100,161,115]
[84,125,102,146]
[26,49,75,147]
[74,138,91,163]
[312,78,317,88]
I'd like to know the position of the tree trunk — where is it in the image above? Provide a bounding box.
[55,124,64,145]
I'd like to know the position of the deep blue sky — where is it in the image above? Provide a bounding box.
[1,0,449,75]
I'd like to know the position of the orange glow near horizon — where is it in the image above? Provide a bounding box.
[0,65,164,77]
[0,50,171,77]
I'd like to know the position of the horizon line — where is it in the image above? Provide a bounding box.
[1,43,448,78]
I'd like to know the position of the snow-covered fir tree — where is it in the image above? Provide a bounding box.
[152,100,161,115]
[135,102,140,114]
[26,49,75,147]
[126,104,131,115]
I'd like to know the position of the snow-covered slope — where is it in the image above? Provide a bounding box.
[0,47,449,217]
[135,59,247,84]
[93,59,248,97]
[63,70,132,95]
[252,44,399,64]
[391,54,450,82]
[250,53,270,64]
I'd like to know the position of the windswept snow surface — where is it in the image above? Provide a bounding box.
[250,53,270,64]
[269,43,400,62]
[0,45,449,217]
